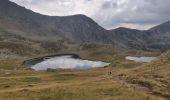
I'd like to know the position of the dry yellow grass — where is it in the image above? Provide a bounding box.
[117,51,170,99]
[0,51,168,100]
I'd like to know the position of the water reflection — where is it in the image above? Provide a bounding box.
[126,56,156,63]
[32,55,110,71]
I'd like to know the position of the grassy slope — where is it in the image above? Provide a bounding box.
[0,28,78,58]
[0,64,158,100]
[118,51,170,98]
[0,27,168,100]
[0,50,165,100]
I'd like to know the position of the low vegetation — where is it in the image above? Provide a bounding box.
[0,29,167,99]
[116,51,170,99]
[0,49,169,100]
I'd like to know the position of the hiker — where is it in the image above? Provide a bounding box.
[108,71,112,76]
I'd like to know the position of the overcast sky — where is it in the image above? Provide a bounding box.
[10,0,170,30]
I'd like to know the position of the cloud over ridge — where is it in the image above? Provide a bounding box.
[10,0,170,30]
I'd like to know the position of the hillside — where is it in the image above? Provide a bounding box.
[147,21,170,51]
[109,27,149,49]
[109,21,170,51]
[0,0,170,52]
[118,50,170,98]
[0,0,170,100]
[0,51,165,100]
[0,0,170,55]
[0,0,112,44]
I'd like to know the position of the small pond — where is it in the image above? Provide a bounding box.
[31,55,110,71]
[125,56,156,63]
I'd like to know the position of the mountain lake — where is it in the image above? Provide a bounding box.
[125,56,156,63]
[30,55,110,71]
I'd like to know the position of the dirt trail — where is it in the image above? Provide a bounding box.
[109,75,167,100]
[0,74,167,100]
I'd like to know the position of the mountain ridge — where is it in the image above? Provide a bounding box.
[0,0,170,51]
[1,0,115,44]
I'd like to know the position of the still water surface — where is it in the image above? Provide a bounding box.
[125,56,156,63]
[32,55,110,71]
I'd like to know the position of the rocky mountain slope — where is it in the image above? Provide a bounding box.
[146,21,170,51]
[109,27,149,49]
[109,21,170,51]
[0,0,112,43]
[0,0,170,52]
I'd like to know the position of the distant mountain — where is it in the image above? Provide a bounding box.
[148,21,170,42]
[109,27,149,49]
[0,0,112,43]
[0,0,170,51]
[146,21,170,51]
[109,21,170,51]
[149,21,170,34]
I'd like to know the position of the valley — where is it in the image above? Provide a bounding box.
[1,51,169,100]
[0,0,170,100]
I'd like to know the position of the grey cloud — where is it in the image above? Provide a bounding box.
[101,1,118,9]
[10,0,170,30]
[93,0,170,29]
